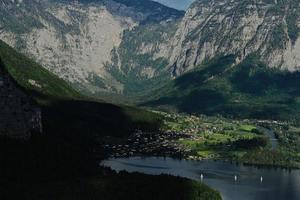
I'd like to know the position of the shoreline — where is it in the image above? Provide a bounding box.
[103,152,300,170]
[101,113,300,169]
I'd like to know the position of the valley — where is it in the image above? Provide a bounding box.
[143,55,300,123]
[0,0,184,94]
[3,0,300,98]
[103,111,300,168]
[0,37,221,200]
[1,0,300,199]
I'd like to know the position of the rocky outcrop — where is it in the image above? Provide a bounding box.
[0,0,183,93]
[168,0,300,76]
[1,0,300,95]
[110,20,179,82]
[0,65,42,139]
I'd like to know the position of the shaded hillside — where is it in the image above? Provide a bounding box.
[1,165,221,200]
[0,40,164,186]
[143,55,300,123]
[42,100,163,139]
[0,38,164,174]
[0,60,41,138]
[0,40,81,102]
[0,39,220,200]
[0,38,163,140]
[0,98,163,182]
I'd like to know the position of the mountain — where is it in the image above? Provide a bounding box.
[1,0,300,122]
[112,0,300,91]
[0,39,163,139]
[107,17,180,95]
[0,40,81,101]
[143,55,300,123]
[0,0,183,94]
[1,0,300,97]
[0,54,41,138]
[0,39,221,200]
[0,39,81,138]
[139,0,300,123]
[168,0,300,76]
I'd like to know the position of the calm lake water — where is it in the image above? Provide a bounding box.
[101,157,300,200]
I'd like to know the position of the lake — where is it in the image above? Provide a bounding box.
[101,157,300,200]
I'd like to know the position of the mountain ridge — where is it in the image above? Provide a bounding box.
[1,0,300,108]
[0,0,183,94]
[168,0,300,76]
[0,39,164,139]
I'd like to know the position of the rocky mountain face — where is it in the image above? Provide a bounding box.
[107,18,181,95]
[0,38,81,139]
[0,0,183,93]
[109,0,300,94]
[0,65,42,139]
[168,0,300,76]
[1,0,300,96]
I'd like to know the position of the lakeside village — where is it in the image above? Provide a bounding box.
[102,111,298,163]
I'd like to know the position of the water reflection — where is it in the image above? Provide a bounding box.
[101,157,300,200]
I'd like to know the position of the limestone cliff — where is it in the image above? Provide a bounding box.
[1,0,300,96]
[0,0,183,93]
[168,0,300,76]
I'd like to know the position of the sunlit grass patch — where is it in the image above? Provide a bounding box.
[204,133,232,144]
[239,125,257,132]
[197,150,218,158]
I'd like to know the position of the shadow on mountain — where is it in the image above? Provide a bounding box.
[174,55,235,90]
[229,57,300,96]
[149,89,226,115]
[0,99,221,200]
[143,55,300,122]
[42,100,162,138]
[0,98,162,185]
[0,36,220,200]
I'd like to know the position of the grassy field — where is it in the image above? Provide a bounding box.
[242,122,300,168]
[159,112,290,164]
[160,111,300,168]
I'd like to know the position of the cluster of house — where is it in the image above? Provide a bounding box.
[163,112,229,135]
[103,130,194,158]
